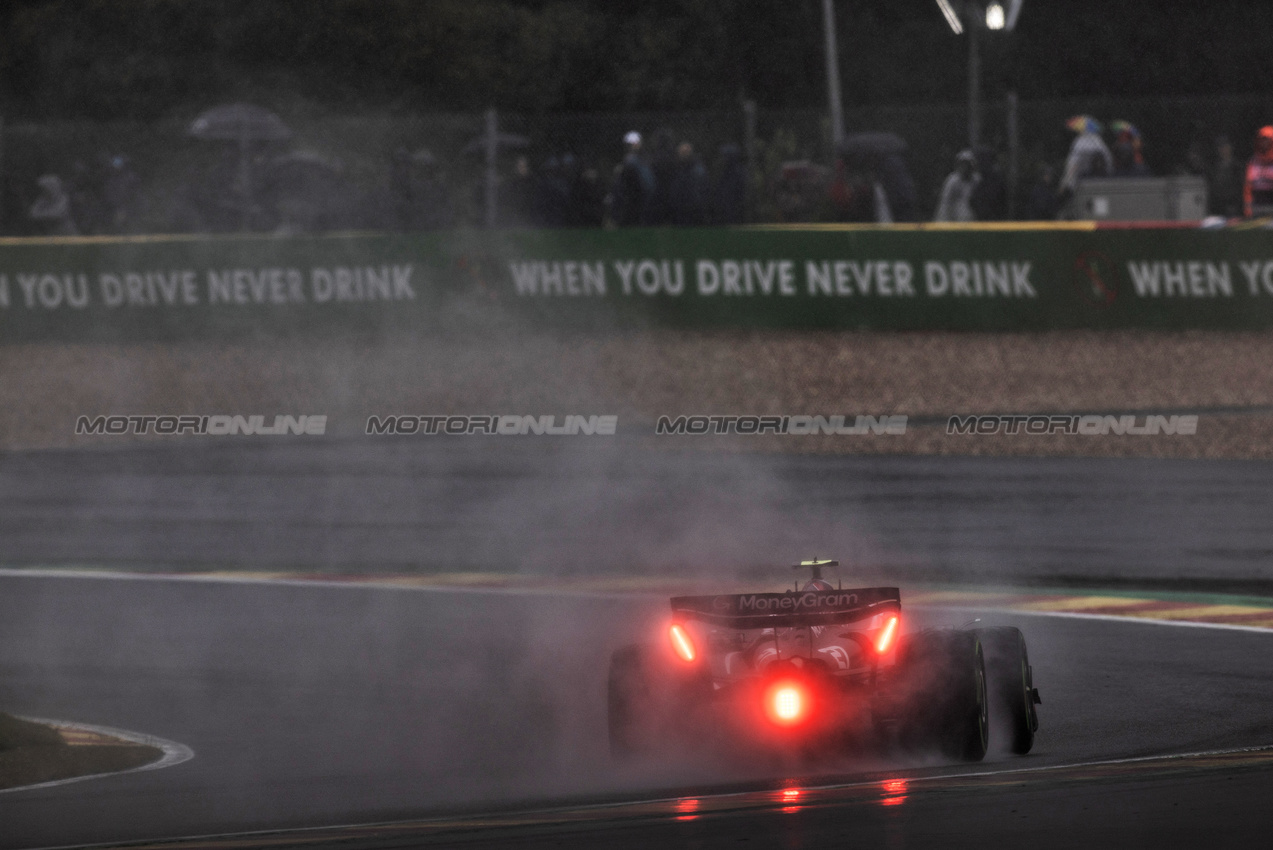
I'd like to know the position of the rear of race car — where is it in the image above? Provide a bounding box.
[608,587,907,758]
[607,583,1034,763]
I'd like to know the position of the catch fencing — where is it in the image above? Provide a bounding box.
[2,93,1271,236]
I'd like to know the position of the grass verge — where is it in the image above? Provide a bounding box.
[0,713,163,791]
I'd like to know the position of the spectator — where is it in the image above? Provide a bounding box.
[1244,125,1273,218]
[68,159,106,235]
[29,174,78,235]
[711,143,747,224]
[969,145,1007,221]
[267,150,347,234]
[1024,162,1062,221]
[827,158,869,222]
[566,158,606,227]
[647,128,678,224]
[1179,139,1209,176]
[103,154,141,232]
[196,146,248,232]
[533,155,571,227]
[829,155,890,223]
[1060,115,1113,194]
[389,147,413,229]
[775,161,818,222]
[934,150,979,222]
[411,149,454,230]
[831,136,912,223]
[1110,120,1149,176]
[390,148,453,231]
[609,131,655,227]
[500,155,537,227]
[875,152,917,222]
[1210,135,1245,218]
[667,141,709,225]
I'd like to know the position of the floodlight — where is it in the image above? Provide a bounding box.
[935,0,964,34]
[986,2,1006,30]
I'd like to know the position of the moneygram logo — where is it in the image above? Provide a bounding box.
[76,415,327,436]
[365,415,618,436]
[737,592,861,612]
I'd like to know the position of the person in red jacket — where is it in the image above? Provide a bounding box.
[1243,126,1273,218]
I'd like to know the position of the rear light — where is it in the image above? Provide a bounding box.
[773,686,802,720]
[668,623,696,662]
[875,615,899,654]
[763,680,809,726]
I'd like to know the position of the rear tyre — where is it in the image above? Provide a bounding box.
[893,630,988,762]
[940,631,989,762]
[978,626,1040,755]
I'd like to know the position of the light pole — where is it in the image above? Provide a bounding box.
[968,10,981,148]
[822,0,845,148]
[935,0,1022,148]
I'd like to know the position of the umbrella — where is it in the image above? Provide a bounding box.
[267,151,344,195]
[1110,119,1140,140]
[838,132,908,158]
[271,150,343,173]
[1066,115,1103,136]
[267,151,345,233]
[188,103,292,143]
[188,103,292,231]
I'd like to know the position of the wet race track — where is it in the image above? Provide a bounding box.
[2,440,1273,848]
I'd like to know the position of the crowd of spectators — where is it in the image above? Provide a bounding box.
[937,116,1266,224]
[25,153,142,236]
[15,113,1273,236]
[501,130,746,229]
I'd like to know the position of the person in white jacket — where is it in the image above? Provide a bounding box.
[934,149,979,222]
[1060,115,1113,193]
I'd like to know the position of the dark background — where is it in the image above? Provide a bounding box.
[0,0,1265,120]
[0,2,1264,235]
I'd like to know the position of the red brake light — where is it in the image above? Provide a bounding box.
[669,623,696,662]
[763,681,808,726]
[875,615,899,654]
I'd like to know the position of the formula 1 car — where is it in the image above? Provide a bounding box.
[608,560,1040,763]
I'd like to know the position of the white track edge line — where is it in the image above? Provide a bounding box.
[0,718,194,796]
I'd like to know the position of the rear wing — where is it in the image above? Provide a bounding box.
[670,587,900,630]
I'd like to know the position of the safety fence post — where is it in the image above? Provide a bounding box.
[484,108,498,229]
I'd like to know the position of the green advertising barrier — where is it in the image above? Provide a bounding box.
[3,225,1273,341]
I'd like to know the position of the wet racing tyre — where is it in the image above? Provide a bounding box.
[894,630,988,762]
[941,630,989,762]
[978,626,1040,755]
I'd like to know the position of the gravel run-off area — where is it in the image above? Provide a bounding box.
[3,329,1272,458]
